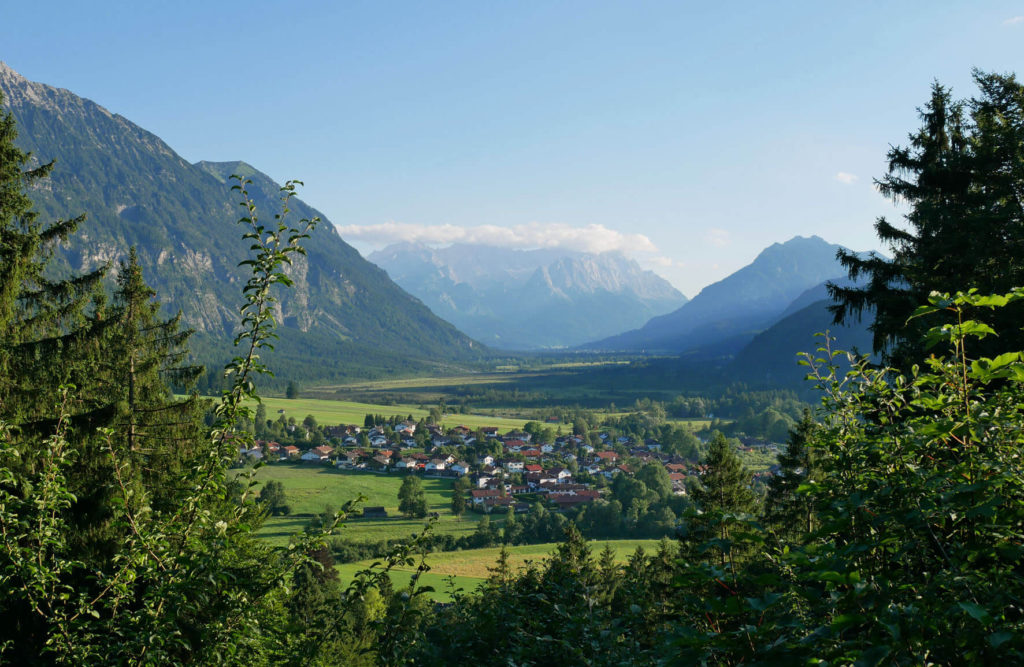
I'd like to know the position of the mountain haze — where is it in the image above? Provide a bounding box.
[369,243,687,349]
[0,62,481,381]
[586,235,851,356]
[729,298,874,390]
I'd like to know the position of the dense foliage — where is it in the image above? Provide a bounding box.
[411,291,1024,664]
[0,98,385,663]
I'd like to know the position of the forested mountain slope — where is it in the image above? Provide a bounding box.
[0,62,482,382]
[584,235,851,356]
[728,298,874,389]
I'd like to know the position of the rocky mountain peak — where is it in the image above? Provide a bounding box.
[370,243,686,349]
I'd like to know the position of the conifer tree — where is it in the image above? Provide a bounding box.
[763,409,817,539]
[692,431,755,517]
[0,92,114,566]
[686,432,755,567]
[104,249,203,495]
[596,543,620,603]
[59,249,206,562]
[0,91,106,431]
[830,72,1024,368]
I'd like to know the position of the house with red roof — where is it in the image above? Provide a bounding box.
[470,489,504,504]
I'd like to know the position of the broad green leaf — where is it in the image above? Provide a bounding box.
[989,631,1013,648]
[959,601,992,624]
[957,320,997,339]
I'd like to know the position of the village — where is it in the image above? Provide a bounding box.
[238,416,781,515]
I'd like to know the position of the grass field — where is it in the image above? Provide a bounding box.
[250,395,540,430]
[737,447,779,473]
[317,372,527,392]
[244,464,457,514]
[249,468,664,600]
[257,512,491,547]
[244,465,499,546]
[318,361,633,391]
[336,539,662,601]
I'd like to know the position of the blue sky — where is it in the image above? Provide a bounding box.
[3,2,1023,295]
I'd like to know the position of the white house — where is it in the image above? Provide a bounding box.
[502,460,524,473]
[394,458,418,471]
[547,467,572,482]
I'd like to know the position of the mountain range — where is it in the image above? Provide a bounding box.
[0,62,482,383]
[369,243,687,349]
[0,61,875,390]
[584,235,858,357]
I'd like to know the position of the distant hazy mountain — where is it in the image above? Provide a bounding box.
[728,296,874,390]
[585,235,852,356]
[369,243,687,349]
[0,62,482,381]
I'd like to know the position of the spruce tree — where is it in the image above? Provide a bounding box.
[104,249,203,494]
[829,72,1024,368]
[687,432,755,567]
[60,249,206,563]
[0,91,115,567]
[693,432,755,517]
[763,409,817,539]
[0,90,106,431]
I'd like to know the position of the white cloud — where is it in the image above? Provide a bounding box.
[647,255,677,268]
[703,228,731,247]
[1003,15,1024,25]
[835,171,858,185]
[335,221,658,254]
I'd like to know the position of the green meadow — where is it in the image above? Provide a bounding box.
[258,512,491,548]
[244,464,454,514]
[251,395,538,430]
[245,465,497,546]
[336,539,662,601]
[247,465,665,602]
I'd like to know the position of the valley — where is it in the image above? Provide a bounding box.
[0,59,851,644]
[3,19,1020,659]
[232,380,783,605]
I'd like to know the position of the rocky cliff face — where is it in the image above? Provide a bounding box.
[0,63,482,379]
[529,253,683,301]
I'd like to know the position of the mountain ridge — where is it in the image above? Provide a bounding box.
[0,63,483,382]
[584,235,853,355]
